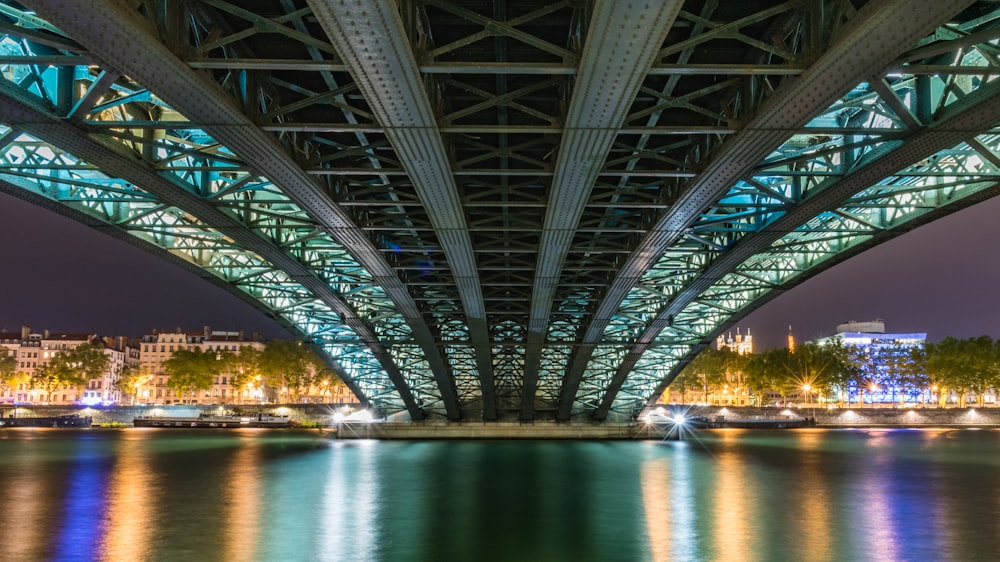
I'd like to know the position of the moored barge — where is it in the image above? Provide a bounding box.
[687,416,816,429]
[133,412,294,428]
[0,414,94,428]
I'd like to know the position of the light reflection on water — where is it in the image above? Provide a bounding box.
[98,433,155,560]
[2,428,1000,561]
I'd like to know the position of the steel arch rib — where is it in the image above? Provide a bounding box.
[0,179,373,405]
[21,0,460,420]
[595,76,1000,420]
[519,0,683,421]
[307,0,497,420]
[0,82,407,415]
[556,0,976,421]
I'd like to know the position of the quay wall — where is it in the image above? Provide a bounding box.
[0,404,346,427]
[671,405,1000,427]
[3,404,1000,438]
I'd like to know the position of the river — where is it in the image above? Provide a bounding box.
[1,427,998,561]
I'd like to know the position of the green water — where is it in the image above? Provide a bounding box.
[1,428,999,561]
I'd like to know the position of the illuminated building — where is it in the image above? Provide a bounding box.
[136,327,265,405]
[812,319,926,405]
[2,324,358,406]
[0,326,135,405]
[716,328,753,354]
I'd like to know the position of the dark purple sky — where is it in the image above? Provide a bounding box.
[2,190,999,349]
[0,191,291,340]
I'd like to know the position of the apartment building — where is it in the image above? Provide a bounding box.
[0,326,136,404]
[135,326,265,405]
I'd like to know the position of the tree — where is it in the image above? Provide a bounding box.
[162,348,220,403]
[666,366,697,404]
[822,338,865,406]
[671,348,732,404]
[744,342,850,406]
[887,345,928,405]
[220,346,263,404]
[0,348,28,398]
[112,364,144,405]
[794,340,857,404]
[718,350,751,405]
[744,348,789,405]
[312,361,349,403]
[259,340,316,402]
[964,336,1000,407]
[31,343,110,402]
[923,336,999,407]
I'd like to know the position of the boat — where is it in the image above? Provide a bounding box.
[687,416,817,429]
[0,414,94,428]
[132,412,295,428]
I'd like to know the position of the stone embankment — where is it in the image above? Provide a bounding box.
[659,405,1000,427]
[0,404,344,427]
[3,404,998,439]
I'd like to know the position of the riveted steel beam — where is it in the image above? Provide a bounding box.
[560,0,977,421]
[519,1,684,420]
[307,0,496,420]
[21,0,459,420]
[0,82,400,413]
[598,75,1000,420]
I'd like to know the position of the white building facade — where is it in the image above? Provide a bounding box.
[0,327,136,405]
[135,327,266,405]
[814,319,927,405]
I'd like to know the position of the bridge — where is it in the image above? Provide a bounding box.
[0,0,997,422]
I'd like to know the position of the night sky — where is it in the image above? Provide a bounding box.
[2,189,999,350]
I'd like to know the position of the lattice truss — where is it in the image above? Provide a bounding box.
[0,1,435,416]
[580,8,1000,418]
[0,1,998,422]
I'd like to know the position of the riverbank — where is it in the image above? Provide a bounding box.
[3,404,999,438]
[676,405,1000,428]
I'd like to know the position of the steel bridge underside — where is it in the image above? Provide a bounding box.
[1,0,999,421]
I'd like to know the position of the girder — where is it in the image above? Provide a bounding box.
[520,0,683,420]
[307,0,496,419]
[0,84,407,413]
[17,0,470,420]
[559,0,981,421]
[596,76,1000,420]
[2,0,999,422]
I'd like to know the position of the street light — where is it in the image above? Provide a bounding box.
[869,383,878,408]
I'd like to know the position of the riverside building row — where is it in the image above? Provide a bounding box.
[661,320,985,407]
[0,325,357,406]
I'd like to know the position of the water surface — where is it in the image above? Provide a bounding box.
[1,428,999,561]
